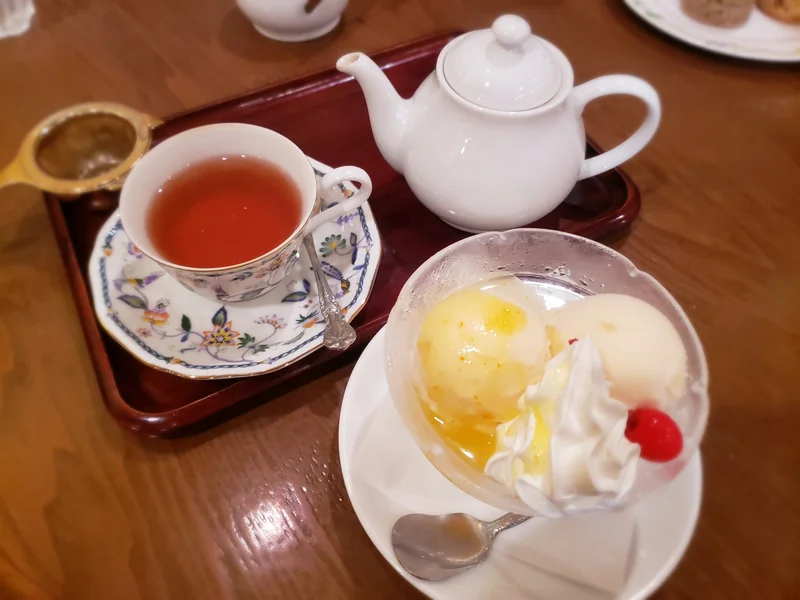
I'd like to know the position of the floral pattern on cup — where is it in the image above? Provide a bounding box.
[167,240,301,303]
[88,159,382,379]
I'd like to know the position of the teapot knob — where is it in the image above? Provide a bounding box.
[492,14,531,48]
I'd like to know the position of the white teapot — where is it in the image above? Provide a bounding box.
[337,15,661,232]
[237,0,347,42]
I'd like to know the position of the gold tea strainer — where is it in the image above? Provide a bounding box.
[0,102,160,197]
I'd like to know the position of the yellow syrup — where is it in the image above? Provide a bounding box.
[416,279,550,471]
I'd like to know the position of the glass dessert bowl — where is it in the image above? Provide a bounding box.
[385,229,709,517]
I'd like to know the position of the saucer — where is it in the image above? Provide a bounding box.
[339,328,703,600]
[625,0,800,63]
[88,158,381,379]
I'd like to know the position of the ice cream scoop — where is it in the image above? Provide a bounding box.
[416,276,550,468]
[548,293,688,411]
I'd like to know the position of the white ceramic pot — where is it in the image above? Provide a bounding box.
[338,14,661,232]
[237,0,348,42]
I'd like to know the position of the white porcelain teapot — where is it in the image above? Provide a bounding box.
[337,15,661,232]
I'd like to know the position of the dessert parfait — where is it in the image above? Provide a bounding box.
[386,229,709,517]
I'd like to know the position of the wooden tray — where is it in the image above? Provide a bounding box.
[45,33,640,436]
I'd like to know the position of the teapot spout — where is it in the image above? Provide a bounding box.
[337,53,409,172]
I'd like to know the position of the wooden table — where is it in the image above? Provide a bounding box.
[1,1,798,598]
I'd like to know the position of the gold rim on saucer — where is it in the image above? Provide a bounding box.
[0,102,161,197]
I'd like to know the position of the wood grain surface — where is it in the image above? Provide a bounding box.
[0,1,798,598]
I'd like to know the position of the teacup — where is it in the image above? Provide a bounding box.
[119,123,372,302]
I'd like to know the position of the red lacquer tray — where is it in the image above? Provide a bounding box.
[45,33,640,436]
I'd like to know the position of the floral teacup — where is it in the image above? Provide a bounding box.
[119,123,372,302]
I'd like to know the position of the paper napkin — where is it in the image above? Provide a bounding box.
[353,400,636,595]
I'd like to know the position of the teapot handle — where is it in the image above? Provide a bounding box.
[571,75,661,180]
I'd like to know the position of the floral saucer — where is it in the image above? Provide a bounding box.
[88,158,382,379]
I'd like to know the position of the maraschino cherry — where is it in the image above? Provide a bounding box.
[625,407,683,462]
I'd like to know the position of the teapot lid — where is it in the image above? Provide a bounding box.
[443,15,562,112]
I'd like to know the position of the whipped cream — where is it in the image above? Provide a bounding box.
[484,337,640,517]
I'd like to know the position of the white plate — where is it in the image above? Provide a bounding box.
[88,158,381,379]
[624,0,800,62]
[339,328,703,600]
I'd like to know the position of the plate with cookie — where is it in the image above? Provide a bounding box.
[624,0,800,62]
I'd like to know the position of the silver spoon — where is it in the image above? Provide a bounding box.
[392,512,532,581]
[303,234,356,351]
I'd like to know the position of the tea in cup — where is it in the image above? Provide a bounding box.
[119,123,372,302]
